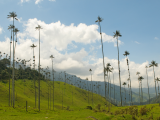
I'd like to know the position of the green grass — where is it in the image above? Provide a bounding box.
[1,79,160,120]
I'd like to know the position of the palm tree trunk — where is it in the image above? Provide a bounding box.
[38,29,41,111]
[146,68,150,104]
[99,25,106,104]
[141,81,143,104]
[153,67,157,99]
[33,48,36,108]
[9,30,12,107]
[117,37,122,106]
[127,61,132,106]
[12,18,15,108]
[52,59,54,110]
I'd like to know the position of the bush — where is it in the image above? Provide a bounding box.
[95,104,101,111]
[66,106,70,110]
[86,106,92,110]
[139,106,148,116]
[114,110,121,115]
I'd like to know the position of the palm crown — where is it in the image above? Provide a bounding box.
[136,71,140,75]
[155,77,160,81]
[7,12,18,20]
[113,30,122,38]
[35,25,42,30]
[14,28,20,35]
[138,76,144,81]
[8,25,14,30]
[122,82,126,85]
[95,16,103,25]
[149,60,158,67]
[123,51,130,57]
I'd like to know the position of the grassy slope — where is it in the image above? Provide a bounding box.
[1,79,160,120]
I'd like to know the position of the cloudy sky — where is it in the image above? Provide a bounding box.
[0,0,160,88]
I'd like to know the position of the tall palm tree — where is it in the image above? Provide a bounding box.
[35,25,42,111]
[138,76,144,105]
[155,77,160,106]
[105,63,111,111]
[122,82,127,106]
[95,16,106,102]
[30,44,37,108]
[50,55,54,110]
[136,71,141,104]
[7,11,18,108]
[110,67,115,104]
[8,24,14,106]
[89,68,93,107]
[145,65,150,104]
[123,51,132,105]
[149,60,158,99]
[86,78,89,105]
[113,30,122,106]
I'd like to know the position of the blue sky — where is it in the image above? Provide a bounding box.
[0,0,160,88]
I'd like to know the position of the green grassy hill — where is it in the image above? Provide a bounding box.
[1,79,160,120]
[0,79,108,110]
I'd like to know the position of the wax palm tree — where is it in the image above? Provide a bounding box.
[7,12,18,108]
[149,60,158,99]
[123,51,132,105]
[105,63,111,111]
[113,30,122,106]
[155,77,160,106]
[95,16,106,101]
[136,71,141,104]
[138,76,144,105]
[30,44,37,108]
[35,25,42,111]
[8,25,14,106]
[110,67,115,103]
[50,55,54,110]
[145,65,150,104]
[127,78,130,105]
[122,82,127,106]
[86,78,89,105]
[89,68,93,107]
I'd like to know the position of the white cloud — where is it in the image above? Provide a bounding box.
[0,35,159,88]
[49,0,56,1]
[20,0,30,3]
[18,18,121,51]
[135,41,140,44]
[4,18,160,88]
[0,27,3,34]
[35,0,43,4]
[155,37,159,40]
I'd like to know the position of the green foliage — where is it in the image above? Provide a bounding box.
[86,106,92,110]
[95,104,101,111]
[139,106,148,116]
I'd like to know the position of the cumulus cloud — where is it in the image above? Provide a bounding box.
[2,18,158,88]
[18,18,120,51]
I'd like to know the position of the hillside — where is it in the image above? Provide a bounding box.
[1,80,160,120]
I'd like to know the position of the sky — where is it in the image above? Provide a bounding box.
[0,0,160,88]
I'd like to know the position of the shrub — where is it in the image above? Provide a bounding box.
[148,113,153,120]
[86,106,92,110]
[95,104,101,111]
[156,116,160,120]
[93,108,98,112]
[114,110,121,115]
[66,106,70,110]
[139,106,148,116]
